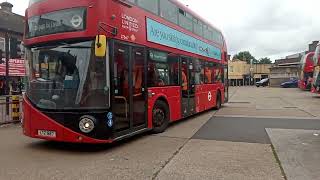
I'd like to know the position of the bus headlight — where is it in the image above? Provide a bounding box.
[79,116,96,133]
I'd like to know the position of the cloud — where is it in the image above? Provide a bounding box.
[6,0,320,60]
[179,0,320,60]
[6,0,28,16]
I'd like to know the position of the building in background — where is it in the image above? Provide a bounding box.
[228,59,271,86]
[269,41,319,87]
[0,1,25,94]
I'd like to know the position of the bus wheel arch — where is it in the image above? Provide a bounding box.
[214,90,222,110]
[151,97,170,134]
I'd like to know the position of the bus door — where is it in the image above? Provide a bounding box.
[181,57,196,118]
[224,65,229,102]
[112,42,147,136]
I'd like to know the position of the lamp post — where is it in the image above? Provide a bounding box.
[250,59,254,85]
[4,32,10,115]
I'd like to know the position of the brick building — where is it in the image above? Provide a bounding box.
[0,1,24,58]
[0,2,25,94]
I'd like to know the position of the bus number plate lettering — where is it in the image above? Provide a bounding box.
[38,130,56,138]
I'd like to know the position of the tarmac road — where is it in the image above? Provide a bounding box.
[2,86,319,180]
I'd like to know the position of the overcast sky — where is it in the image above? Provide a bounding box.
[6,0,320,60]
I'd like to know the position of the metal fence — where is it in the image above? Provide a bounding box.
[0,95,22,125]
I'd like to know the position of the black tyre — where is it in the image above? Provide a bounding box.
[152,100,169,133]
[214,93,222,110]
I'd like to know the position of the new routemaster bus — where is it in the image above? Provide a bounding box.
[23,0,228,143]
[312,43,320,93]
[298,52,314,91]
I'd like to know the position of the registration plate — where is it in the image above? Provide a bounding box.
[37,130,56,138]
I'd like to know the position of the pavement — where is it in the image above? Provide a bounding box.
[0,86,320,180]
[218,86,319,118]
[267,129,320,180]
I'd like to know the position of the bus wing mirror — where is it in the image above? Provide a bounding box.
[95,35,107,57]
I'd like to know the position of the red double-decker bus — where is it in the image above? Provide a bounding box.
[23,0,228,143]
[312,43,320,93]
[298,52,314,90]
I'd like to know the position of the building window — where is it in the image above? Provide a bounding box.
[178,9,193,32]
[147,50,179,87]
[0,37,5,52]
[10,37,22,59]
[230,66,234,72]
[137,0,159,15]
[160,0,178,24]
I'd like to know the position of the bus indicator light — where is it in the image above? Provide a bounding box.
[107,112,113,128]
[208,92,212,102]
[95,35,107,57]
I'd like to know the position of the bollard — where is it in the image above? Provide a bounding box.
[12,95,19,121]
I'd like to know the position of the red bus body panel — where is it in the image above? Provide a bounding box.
[147,87,181,128]
[299,52,314,90]
[23,96,113,144]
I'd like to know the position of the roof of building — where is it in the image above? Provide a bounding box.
[0,9,24,34]
[274,57,301,66]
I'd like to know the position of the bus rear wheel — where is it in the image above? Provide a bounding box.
[152,100,169,134]
[214,93,222,110]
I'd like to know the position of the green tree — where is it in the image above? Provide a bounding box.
[233,51,257,64]
[258,57,272,64]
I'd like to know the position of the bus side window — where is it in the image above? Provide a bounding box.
[147,50,179,87]
[214,64,222,83]
[193,58,204,85]
[168,55,179,86]
[204,62,213,84]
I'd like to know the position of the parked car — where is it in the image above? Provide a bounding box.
[280,78,298,88]
[256,78,269,87]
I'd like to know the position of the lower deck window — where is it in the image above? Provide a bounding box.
[147,50,179,87]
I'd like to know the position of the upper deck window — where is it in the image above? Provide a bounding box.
[212,29,223,45]
[133,0,223,46]
[137,0,159,15]
[193,18,203,37]
[126,0,135,4]
[178,9,193,32]
[160,0,178,24]
[28,0,45,7]
[27,7,86,38]
[204,26,213,41]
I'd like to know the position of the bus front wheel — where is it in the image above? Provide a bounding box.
[152,100,169,134]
